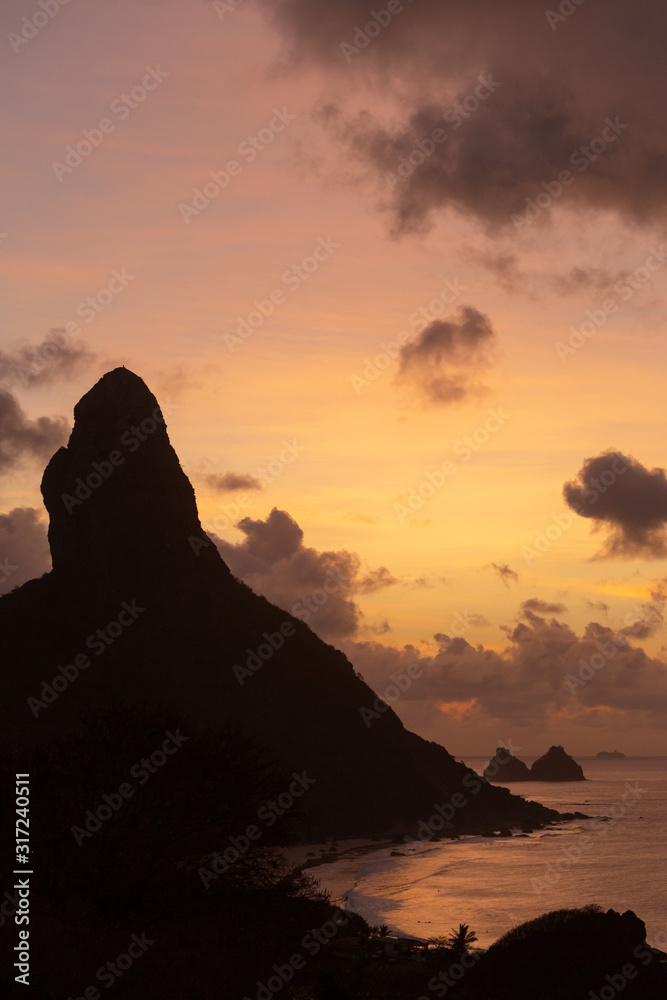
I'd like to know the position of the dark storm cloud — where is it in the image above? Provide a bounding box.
[211,507,398,640]
[347,600,667,731]
[563,451,667,558]
[205,471,264,492]
[489,562,519,587]
[255,0,667,234]
[396,306,496,403]
[521,598,568,615]
[0,507,51,595]
[0,334,97,390]
[0,390,68,473]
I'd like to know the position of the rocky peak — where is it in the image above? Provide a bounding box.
[40,368,225,586]
[530,745,585,781]
[484,746,532,782]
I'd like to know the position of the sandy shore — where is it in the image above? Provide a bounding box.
[284,837,442,921]
[283,837,394,875]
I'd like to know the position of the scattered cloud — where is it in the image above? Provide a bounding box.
[0,334,97,390]
[356,566,398,594]
[0,390,68,474]
[205,471,264,492]
[521,598,568,615]
[342,513,380,524]
[488,562,519,587]
[564,450,667,558]
[211,507,398,639]
[396,306,496,404]
[0,507,51,595]
[256,0,667,234]
[475,253,629,298]
[347,602,667,735]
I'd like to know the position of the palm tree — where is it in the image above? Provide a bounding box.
[445,923,478,957]
[370,923,389,938]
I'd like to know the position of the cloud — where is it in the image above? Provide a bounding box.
[475,253,629,298]
[618,580,667,639]
[563,450,667,558]
[211,507,398,640]
[488,562,519,587]
[255,0,667,234]
[342,513,380,524]
[356,566,398,594]
[396,306,496,404]
[346,601,667,734]
[0,507,51,595]
[0,390,69,474]
[205,472,264,492]
[521,598,568,615]
[0,334,97,390]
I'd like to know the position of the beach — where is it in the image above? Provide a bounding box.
[296,758,667,950]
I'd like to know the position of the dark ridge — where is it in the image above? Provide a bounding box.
[2,369,561,837]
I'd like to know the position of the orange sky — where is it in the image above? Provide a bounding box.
[2,0,667,754]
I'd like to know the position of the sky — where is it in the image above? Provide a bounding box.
[2,0,667,755]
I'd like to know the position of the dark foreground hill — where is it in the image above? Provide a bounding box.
[0,368,558,839]
[2,370,656,999]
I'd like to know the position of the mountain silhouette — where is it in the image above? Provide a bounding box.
[0,368,558,836]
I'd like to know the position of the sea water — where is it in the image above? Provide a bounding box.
[311,757,667,949]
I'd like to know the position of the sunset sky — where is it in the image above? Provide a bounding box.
[2,0,667,754]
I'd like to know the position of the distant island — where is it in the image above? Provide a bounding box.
[597,750,626,759]
[484,745,586,782]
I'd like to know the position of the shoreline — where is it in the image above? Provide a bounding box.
[286,821,595,944]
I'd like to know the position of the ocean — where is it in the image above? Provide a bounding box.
[309,757,667,949]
